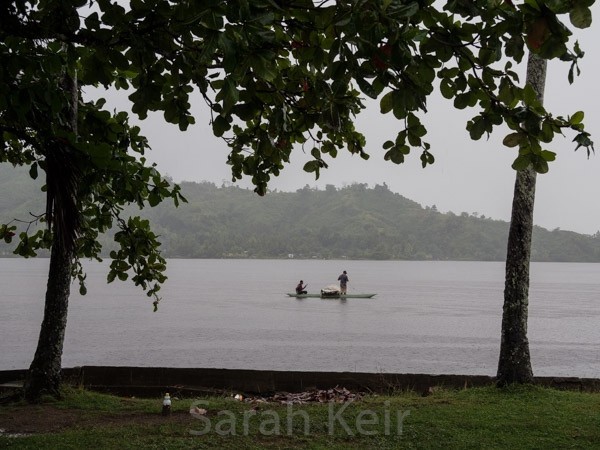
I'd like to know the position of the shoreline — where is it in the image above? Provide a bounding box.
[2,366,600,397]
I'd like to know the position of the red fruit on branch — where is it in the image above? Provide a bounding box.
[372,43,392,70]
[526,17,550,50]
[302,79,309,92]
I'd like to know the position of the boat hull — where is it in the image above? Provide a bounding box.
[286,293,376,299]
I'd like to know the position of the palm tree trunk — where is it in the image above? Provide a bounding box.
[496,52,547,386]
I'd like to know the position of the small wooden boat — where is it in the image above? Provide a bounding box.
[286,293,376,299]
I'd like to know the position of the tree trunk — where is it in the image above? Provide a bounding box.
[24,243,74,401]
[24,61,79,402]
[496,52,547,386]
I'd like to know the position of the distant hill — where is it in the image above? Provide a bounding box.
[1,164,600,261]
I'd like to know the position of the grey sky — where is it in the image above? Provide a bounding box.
[103,6,600,235]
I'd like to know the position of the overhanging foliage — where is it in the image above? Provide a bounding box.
[0,0,595,304]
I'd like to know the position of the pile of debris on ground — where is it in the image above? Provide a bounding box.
[232,386,363,405]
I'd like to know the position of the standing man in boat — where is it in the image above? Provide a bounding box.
[338,271,349,294]
[296,280,308,295]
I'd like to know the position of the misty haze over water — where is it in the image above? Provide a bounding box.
[1,259,599,378]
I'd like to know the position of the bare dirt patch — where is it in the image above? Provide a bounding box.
[0,405,195,434]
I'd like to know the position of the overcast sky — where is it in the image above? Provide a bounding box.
[101,6,600,235]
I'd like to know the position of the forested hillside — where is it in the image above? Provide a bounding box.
[2,165,600,261]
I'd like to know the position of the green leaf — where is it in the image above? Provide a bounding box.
[251,55,277,82]
[212,115,231,137]
[303,161,319,173]
[540,150,556,161]
[545,0,573,14]
[420,151,433,168]
[468,117,487,141]
[570,5,592,29]
[454,93,470,110]
[533,157,549,174]
[384,147,405,164]
[540,121,555,142]
[512,154,531,171]
[503,132,525,148]
[29,163,38,180]
[439,79,455,100]
[356,77,378,99]
[220,78,240,113]
[522,84,538,105]
[569,111,584,125]
[380,91,394,114]
[234,103,259,121]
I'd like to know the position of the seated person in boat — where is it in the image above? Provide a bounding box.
[296,280,307,295]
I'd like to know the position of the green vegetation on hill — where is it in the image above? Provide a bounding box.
[2,165,600,261]
[147,181,506,260]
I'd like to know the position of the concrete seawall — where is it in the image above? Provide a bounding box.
[2,367,599,397]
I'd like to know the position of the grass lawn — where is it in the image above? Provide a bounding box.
[1,384,600,449]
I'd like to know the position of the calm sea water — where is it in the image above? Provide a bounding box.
[1,259,599,377]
